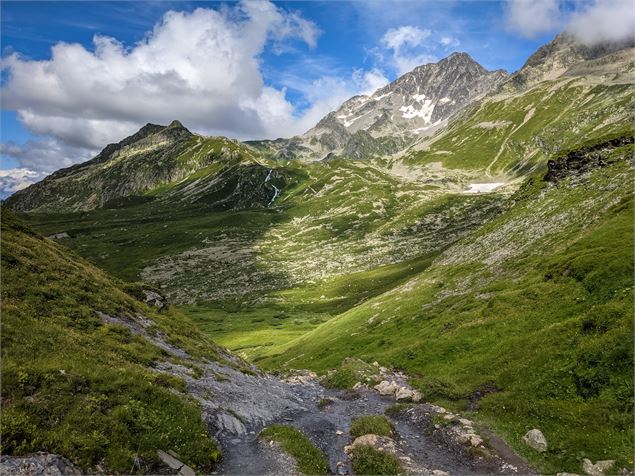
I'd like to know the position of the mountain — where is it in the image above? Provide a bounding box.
[500,33,635,92]
[4,120,291,213]
[249,52,508,161]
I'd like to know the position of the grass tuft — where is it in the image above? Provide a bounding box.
[350,416,394,439]
[259,425,329,475]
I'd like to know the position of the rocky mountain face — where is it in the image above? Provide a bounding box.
[249,53,508,161]
[5,120,195,212]
[500,33,635,92]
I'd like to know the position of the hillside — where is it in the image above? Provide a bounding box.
[1,209,225,472]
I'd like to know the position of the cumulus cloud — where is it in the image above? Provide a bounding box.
[567,0,635,45]
[1,1,323,147]
[353,68,391,96]
[504,0,563,38]
[380,26,437,74]
[440,36,461,49]
[505,0,635,44]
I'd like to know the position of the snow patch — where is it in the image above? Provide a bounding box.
[373,92,392,101]
[464,183,505,194]
[399,99,435,122]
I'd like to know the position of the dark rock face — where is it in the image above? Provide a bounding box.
[544,135,634,183]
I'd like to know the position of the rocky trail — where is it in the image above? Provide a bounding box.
[208,367,535,476]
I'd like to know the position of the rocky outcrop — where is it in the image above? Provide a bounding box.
[500,33,635,92]
[544,135,633,183]
[344,434,398,455]
[374,380,422,402]
[157,450,195,476]
[582,458,615,476]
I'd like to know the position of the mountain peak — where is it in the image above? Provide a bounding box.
[93,121,192,164]
[167,119,186,130]
[501,32,635,92]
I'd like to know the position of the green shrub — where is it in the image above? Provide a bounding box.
[350,415,393,438]
[351,445,403,475]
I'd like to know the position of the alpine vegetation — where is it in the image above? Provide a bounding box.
[1,2,633,475]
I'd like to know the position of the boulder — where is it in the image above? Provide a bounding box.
[157,450,195,476]
[465,433,484,447]
[157,450,182,470]
[143,289,166,309]
[522,428,548,453]
[344,434,397,455]
[395,387,414,400]
[374,380,399,396]
[582,459,615,476]
[394,386,422,402]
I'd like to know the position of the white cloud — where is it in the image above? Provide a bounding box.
[505,0,634,44]
[353,68,391,96]
[0,168,47,198]
[0,0,330,181]
[504,0,562,38]
[567,0,635,45]
[440,36,461,49]
[376,26,463,75]
[379,26,437,75]
[381,25,431,52]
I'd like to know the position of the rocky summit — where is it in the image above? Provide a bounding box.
[249,52,508,161]
[2,28,634,476]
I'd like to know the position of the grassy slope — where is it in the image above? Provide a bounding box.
[261,145,634,473]
[1,210,225,473]
[408,79,633,176]
[259,425,329,475]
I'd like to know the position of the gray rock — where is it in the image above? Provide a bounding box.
[0,453,80,475]
[582,458,616,476]
[143,289,166,309]
[158,449,184,470]
[374,380,399,395]
[46,232,70,240]
[522,428,548,453]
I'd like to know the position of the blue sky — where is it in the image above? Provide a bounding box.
[0,0,630,195]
